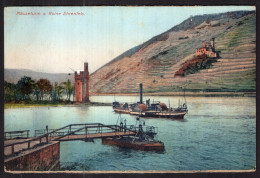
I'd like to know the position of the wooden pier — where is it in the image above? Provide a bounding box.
[5,123,137,157]
[4,123,139,171]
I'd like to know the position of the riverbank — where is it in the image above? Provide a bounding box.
[90,91,256,97]
[4,91,255,109]
[4,103,66,109]
[4,102,111,109]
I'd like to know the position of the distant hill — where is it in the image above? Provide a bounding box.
[4,69,74,84]
[90,10,255,93]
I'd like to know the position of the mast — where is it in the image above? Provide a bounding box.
[139,83,143,104]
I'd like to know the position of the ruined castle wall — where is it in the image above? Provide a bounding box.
[196,47,207,56]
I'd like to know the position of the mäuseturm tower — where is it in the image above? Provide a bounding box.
[74,62,90,102]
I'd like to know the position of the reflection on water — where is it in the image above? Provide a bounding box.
[4,96,256,171]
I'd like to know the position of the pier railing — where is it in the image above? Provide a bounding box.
[4,123,138,157]
[125,125,158,137]
[5,124,102,157]
[34,123,106,138]
[4,130,30,140]
[4,132,49,157]
[34,123,158,139]
[47,124,136,141]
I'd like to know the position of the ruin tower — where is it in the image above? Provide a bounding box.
[74,62,90,103]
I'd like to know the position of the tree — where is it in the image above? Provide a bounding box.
[56,83,64,101]
[62,79,74,101]
[52,82,64,101]
[16,76,35,100]
[36,79,53,101]
[4,81,18,102]
[32,83,40,101]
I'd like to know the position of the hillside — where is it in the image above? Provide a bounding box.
[4,69,74,84]
[89,11,255,94]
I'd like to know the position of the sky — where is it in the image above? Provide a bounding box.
[4,6,255,74]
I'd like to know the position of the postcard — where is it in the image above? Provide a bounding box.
[4,6,256,172]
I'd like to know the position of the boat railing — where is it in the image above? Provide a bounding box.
[125,125,158,136]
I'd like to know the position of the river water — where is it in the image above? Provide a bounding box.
[4,96,256,171]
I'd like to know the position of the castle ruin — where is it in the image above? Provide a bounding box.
[196,38,217,58]
[74,62,90,102]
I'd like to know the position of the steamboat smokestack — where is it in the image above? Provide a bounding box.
[139,83,143,104]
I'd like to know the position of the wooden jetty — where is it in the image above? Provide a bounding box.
[4,123,137,171]
[4,123,136,157]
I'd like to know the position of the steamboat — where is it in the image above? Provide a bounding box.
[112,83,188,119]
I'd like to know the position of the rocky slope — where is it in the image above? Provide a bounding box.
[89,11,255,93]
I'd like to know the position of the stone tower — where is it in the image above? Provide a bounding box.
[74,62,90,103]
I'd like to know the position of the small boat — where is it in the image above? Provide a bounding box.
[112,83,188,119]
[102,117,164,151]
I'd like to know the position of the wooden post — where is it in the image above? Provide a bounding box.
[28,141,30,149]
[40,137,42,143]
[46,125,49,143]
[85,127,88,139]
[11,145,14,155]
